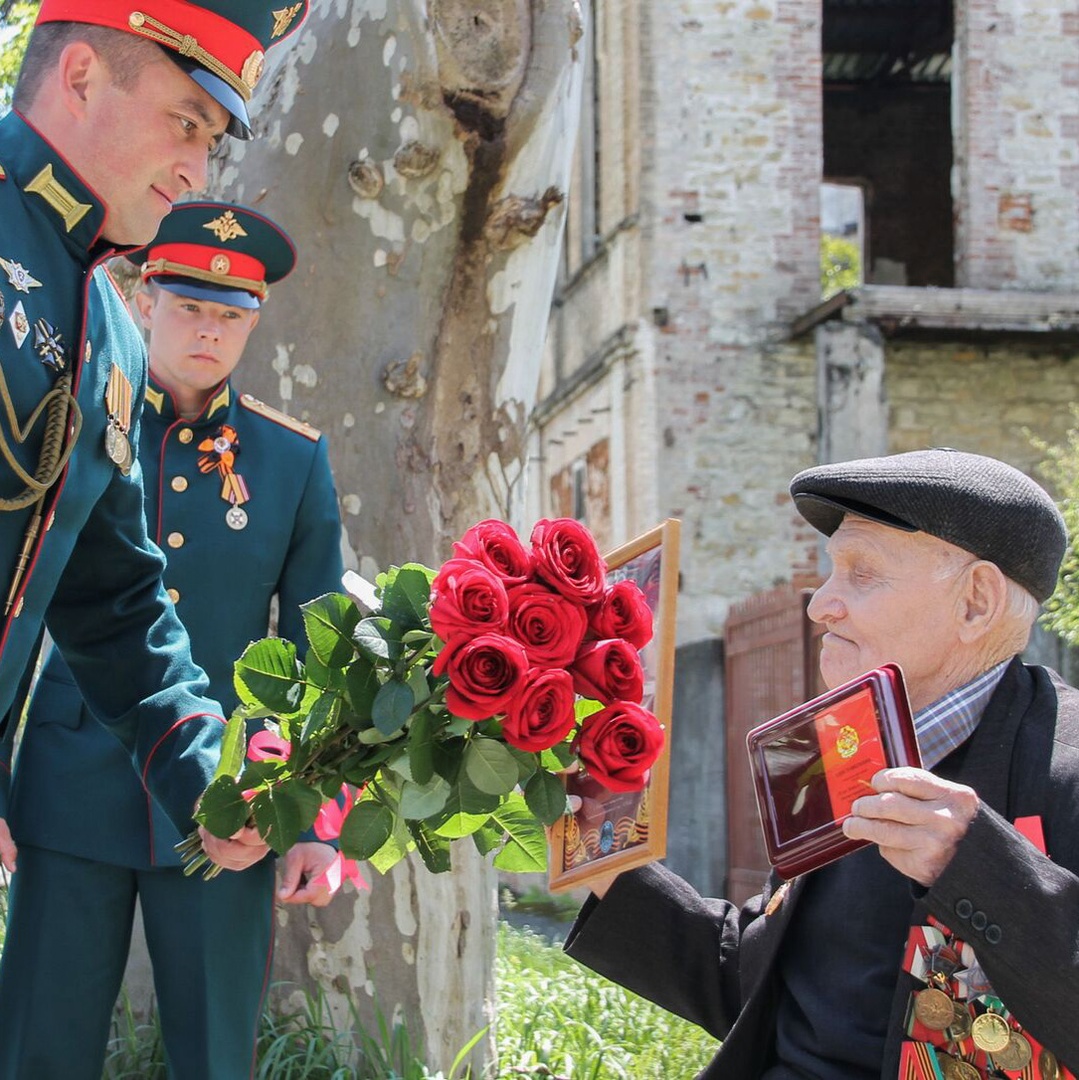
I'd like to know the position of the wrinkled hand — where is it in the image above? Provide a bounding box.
[0,816,16,874]
[199,823,270,873]
[278,842,338,907]
[843,767,979,887]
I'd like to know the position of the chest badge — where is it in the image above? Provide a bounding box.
[197,424,251,528]
[33,318,66,372]
[0,256,43,294]
[104,364,134,474]
[9,301,30,349]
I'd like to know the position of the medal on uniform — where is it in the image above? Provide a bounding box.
[104,363,133,474]
[197,423,251,528]
[33,317,66,371]
[0,255,43,293]
[8,300,30,348]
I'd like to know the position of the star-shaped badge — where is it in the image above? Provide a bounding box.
[0,256,43,294]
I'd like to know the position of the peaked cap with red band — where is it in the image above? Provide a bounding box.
[127,200,296,309]
[35,0,309,139]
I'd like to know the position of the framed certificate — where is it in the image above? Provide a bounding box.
[746,664,921,879]
[548,519,681,892]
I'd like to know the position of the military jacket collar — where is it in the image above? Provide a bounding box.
[0,111,116,266]
[145,376,233,425]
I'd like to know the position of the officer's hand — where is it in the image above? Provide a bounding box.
[843,767,979,887]
[0,816,16,874]
[278,842,337,907]
[199,823,269,872]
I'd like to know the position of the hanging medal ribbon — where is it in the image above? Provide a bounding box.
[104,364,133,475]
[197,424,251,528]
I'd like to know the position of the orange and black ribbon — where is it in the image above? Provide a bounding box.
[197,424,250,505]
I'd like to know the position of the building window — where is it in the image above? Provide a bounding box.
[821,181,866,297]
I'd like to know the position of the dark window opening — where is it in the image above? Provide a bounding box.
[823,0,955,289]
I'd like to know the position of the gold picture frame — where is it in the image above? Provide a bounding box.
[548,518,681,892]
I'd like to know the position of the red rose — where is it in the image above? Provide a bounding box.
[502,669,577,752]
[576,701,665,792]
[571,639,644,705]
[433,633,529,720]
[429,558,509,642]
[530,518,606,604]
[453,519,534,585]
[507,583,588,667]
[589,580,654,650]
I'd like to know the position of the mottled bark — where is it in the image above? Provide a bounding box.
[204,0,583,1070]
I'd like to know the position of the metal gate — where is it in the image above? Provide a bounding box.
[724,582,824,904]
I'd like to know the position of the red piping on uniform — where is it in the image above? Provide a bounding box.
[140,710,226,788]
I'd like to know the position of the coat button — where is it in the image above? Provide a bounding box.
[178,428,194,444]
[167,532,185,549]
[955,899,974,920]
[171,476,188,492]
[985,924,1002,945]
[971,910,987,931]
[167,588,181,603]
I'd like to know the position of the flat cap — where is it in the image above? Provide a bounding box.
[790,448,1067,602]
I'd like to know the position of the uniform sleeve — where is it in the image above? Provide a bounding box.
[564,862,752,1039]
[274,435,346,646]
[43,441,223,835]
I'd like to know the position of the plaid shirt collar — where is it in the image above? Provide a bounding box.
[914,661,1010,769]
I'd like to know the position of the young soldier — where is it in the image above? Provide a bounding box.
[0,201,347,1079]
[0,2,308,881]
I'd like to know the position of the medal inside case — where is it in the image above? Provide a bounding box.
[746,664,921,878]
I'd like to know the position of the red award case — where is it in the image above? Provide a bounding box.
[746,664,921,879]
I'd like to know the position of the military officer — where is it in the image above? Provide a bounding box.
[0,201,347,1079]
[0,1,310,882]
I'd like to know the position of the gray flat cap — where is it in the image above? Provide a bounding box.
[790,448,1067,602]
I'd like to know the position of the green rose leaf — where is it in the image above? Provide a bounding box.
[195,775,251,838]
[379,565,435,632]
[234,638,305,715]
[431,736,465,784]
[408,822,452,874]
[344,657,379,721]
[407,709,436,785]
[301,692,341,743]
[491,794,548,873]
[301,592,360,668]
[432,809,492,840]
[372,678,414,736]
[406,664,431,708]
[247,779,322,855]
[367,816,411,874]
[524,768,571,826]
[539,741,577,771]
[214,712,249,781]
[575,697,604,722]
[339,800,395,861]
[506,745,539,784]
[471,819,504,856]
[464,737,520,796]
[353,617,404,662]
[400,774,452,820]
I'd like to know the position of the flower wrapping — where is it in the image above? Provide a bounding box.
[190,518,665,878]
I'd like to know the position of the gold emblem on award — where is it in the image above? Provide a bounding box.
[835,724,860,759]
[913,987,954,1031]
[210,253,231,276]
[970,1011,1010,1054]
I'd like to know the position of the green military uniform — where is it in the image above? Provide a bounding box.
[0,201,344,1080]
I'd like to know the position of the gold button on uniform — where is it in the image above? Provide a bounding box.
[167,532,185,549]
[171,476,188,492]
[167,588,181,603]
[178,428,194,444]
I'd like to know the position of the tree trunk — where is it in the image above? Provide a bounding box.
[207,0,584,1070]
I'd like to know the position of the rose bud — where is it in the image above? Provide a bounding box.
[433,632,530,721]
[507,583,588,667]
[571,639,645,705]
[576,701,665,792]
[530,517,607,604]
[589,579,654,650]
[502,669,577,753]
[429,558,510,642]
[453,519,534,585]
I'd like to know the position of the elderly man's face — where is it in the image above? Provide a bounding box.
[806,516,974,711]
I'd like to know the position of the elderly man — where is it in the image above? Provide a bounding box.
[564,448,1079,1080]
[0,0,308,884]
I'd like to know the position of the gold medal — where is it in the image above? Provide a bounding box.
[948,1001,972,1040]
[993,1031,1032,1071]
[1040,1049,1060,1080]
[947,1061,980,1080]
[914,987,955,1031]
[104,364,133,473]
[970,1011,1010,1054]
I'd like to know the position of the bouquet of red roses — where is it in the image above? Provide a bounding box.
[186,518,665,879]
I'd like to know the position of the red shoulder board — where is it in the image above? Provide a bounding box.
[238,393,321,441]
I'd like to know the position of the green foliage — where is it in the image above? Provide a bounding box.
[1032,409,1079,646]
[820,233,862,299]
[0,2,38,115]
[196,580,566,878]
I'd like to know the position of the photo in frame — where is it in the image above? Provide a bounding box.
[548,518,681,892]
